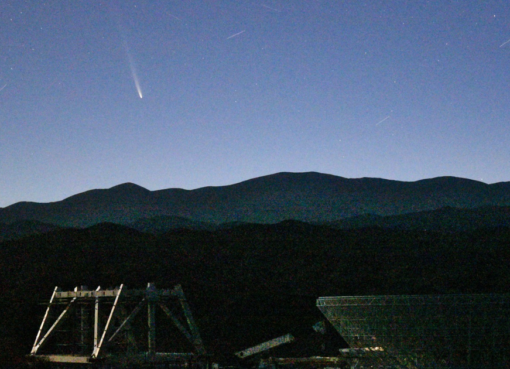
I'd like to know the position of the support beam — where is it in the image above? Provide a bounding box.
[80,303,87,354]
[92,284,124,358]
[174,284,206,355]
[120,306,138,351]
[32,286,58,354]
[31,297,77,354]
[159,303,193,343]
[108,298,146,343]
[94,286,101,352]
[148,284,156,354]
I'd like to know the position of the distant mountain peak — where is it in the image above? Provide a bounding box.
[109,183,150,192]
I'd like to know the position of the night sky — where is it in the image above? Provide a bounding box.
[2,1,510,207]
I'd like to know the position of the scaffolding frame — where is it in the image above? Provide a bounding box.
[31,283,206,364]
[317,294,510,368]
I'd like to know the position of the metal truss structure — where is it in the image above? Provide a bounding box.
[30,283,206,365]
[317,294,510,368]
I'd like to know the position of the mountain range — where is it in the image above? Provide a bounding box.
[2,172,510,228]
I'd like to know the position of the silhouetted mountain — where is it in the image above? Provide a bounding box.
[1,172,510,228]
[326,206,510,232]
[5,205,510,242]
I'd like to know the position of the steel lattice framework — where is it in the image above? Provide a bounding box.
[30,283,206,365]
[317,294,510,368]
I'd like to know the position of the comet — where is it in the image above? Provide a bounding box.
[125,45,143,99]
[110,5,143,99]
[0,84,6,92]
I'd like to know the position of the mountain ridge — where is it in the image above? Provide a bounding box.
[1,172,510,227]
[5,204,510,242]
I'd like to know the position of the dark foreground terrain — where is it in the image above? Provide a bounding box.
[1,221,510,365]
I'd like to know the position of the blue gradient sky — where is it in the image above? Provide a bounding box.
[2,1,510,207]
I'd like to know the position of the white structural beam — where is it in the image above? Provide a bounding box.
[94,286,101,351]
[31,286,58,354]
[31,296,77,354]
[39,355,91,363]
[92,284,124,358]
